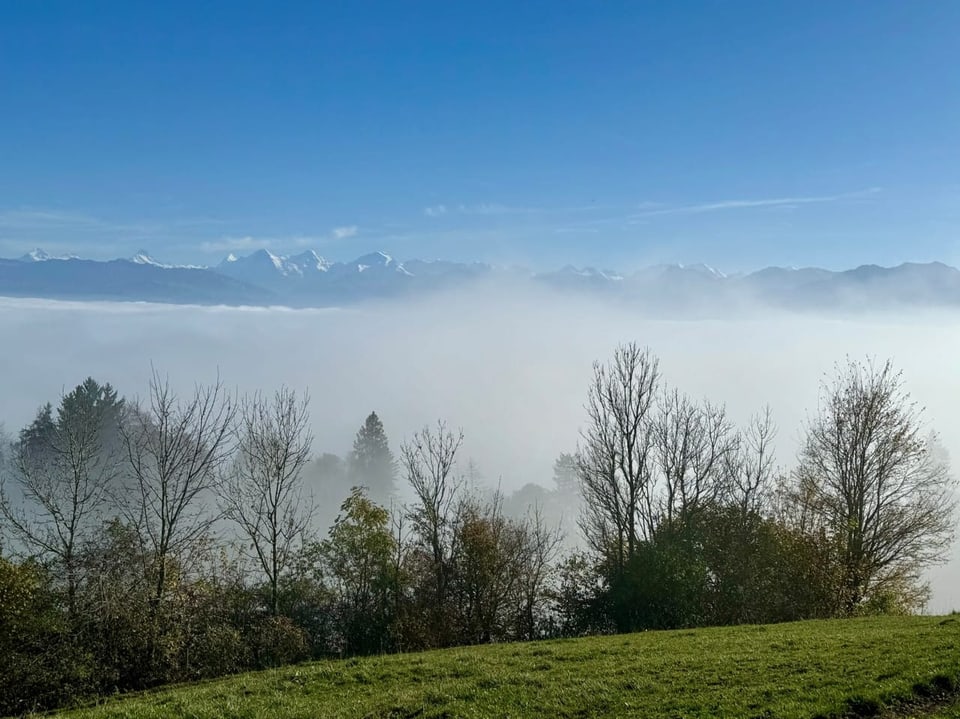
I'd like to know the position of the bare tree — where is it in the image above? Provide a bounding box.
[724,406,778,517]
[0,379,124,616]
[795,358,956,613]
[653,390,737,530]
[222,387,313,617]
[120,369,235,609]
[577,343,659,571]
[387,498,409,623]
[400,420,463,645]
[515,504,563,640]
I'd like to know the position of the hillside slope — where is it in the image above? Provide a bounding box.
[51,616,960,719]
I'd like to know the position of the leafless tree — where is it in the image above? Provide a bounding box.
[515,504,563,640]
[795,358,956,613]
[388,498,411,649]
[401,420,463,644]
[652,390,738,530]
[724,406,778,517]
[0,379,124,616]
[221,387,313,616]
[577,343,659,570]
[120,369,235,609]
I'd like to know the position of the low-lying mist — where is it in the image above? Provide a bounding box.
[2,284,959,612]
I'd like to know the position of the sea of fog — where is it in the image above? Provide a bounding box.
[1,287,959,612]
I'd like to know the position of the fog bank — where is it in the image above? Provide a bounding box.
[1,287,959,611]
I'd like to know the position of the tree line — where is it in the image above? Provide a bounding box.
[0,348,955,715]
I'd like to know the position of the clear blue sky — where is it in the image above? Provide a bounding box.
[1,1,959,271]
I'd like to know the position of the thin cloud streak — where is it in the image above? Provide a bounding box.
[629,188,882,220]
[0,209,143,233]
[422,202,613,219]
[0,208,227,234]
[425,203,533,217]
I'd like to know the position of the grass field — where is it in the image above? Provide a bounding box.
[50,616,960,719]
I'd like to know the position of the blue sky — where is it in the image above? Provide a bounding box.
[1,1,959,271]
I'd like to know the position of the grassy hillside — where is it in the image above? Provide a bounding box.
[52,616,960,719]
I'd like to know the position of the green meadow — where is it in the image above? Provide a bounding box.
[51,616,960,719]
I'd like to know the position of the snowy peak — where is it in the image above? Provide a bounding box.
[126,250,205,270]
[288,249,332,273]
[130,249,159,266]
[559,265,623,281]
[18,248,77,262]
[634,263,726,281]
[536,265,624,292]
[221,249,291,276]
[20,248,51,262]
[216,248,336,288]
[682,263,726,279]
[354,251,396,270]
[220,248,331,275]
[357,251,394,266]
[250,249,286,271]
[336,251,412,277]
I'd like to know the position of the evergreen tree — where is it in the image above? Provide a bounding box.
[348,412,397,504]
[552,453,579,497]
[18,403,55,459]
[2,378,125,617]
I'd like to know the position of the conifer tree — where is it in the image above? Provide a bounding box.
[348,412,397,504]
[1,378,125,617]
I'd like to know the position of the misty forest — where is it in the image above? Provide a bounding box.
[1,341,954,714]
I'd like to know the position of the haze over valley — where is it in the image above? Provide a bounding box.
[3,286,959,612]
[4,3,960,715]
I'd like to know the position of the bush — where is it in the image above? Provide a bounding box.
[0,558,98,714]
[247,615,310,668]
[186,623,250,678]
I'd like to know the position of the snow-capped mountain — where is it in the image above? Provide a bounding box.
[128,249,205,270]
[2,248,960,312]
[336,251,409,276]
[215,250,418,300]
[535,265,624,293]
[216,249,332,288]
[0,249,273,305]
[18,248,79,262]
[289,249,333,273]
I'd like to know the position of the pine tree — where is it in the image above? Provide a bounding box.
[348,412,397,504]
[553,453,579,498]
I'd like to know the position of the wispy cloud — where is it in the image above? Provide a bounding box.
[457,203,535,216]
[424,202,542,218]
[0,209,141,232]
[332,225,358,239]
[554,227,600,234]
[422,201,624,222]
[629,188,882,220]
[0,208,227,234]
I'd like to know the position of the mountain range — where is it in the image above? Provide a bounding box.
[2,248,959,312]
